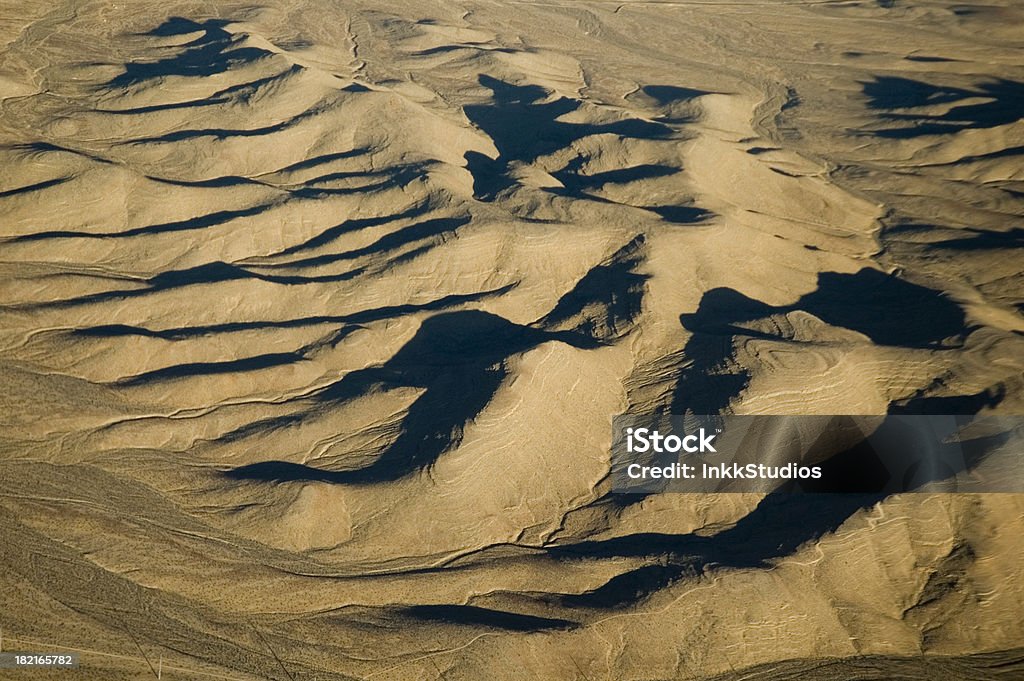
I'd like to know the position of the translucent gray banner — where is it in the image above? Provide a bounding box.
[611,415,1024,493]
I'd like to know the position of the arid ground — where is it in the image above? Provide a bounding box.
[1,0,1023,678]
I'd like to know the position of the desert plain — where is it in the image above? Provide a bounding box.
[1,0,1023,678]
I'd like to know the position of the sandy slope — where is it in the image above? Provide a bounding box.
[0,0,1022,678]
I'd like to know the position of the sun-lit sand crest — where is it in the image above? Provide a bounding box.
[1,1,1022,678]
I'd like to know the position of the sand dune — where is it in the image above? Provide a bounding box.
[1,0,1022,678]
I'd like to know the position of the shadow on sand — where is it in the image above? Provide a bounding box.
[223,310,598,484]
[672,268,969,415]
[863,76,1024,138]
[463,74,699,217]
[552,424,1005,609]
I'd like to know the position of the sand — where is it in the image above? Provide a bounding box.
[0,0,1022,678]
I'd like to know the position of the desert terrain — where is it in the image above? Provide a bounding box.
[1,0,1023,678]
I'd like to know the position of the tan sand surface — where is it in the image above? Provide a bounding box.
[1,0,1022,678]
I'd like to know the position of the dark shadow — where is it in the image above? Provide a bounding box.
[646,205,714,224]
[122,110,311,144]
[221,237,646,484]
[554,424,1006,608]
[796,269,966,346]
[98,68,303,115]
[634,84,714,124]
[149,168,407,202]
[14,205,436,303]
[109,18,273,88]
[905,55,959,63]
[113,327,359,386]
[75,286,515,340]
[0,176,73,199]
[410,45,516,57]
[641,496,897,568]
[535,235,647,343]
[117,351,307,386]
[934,226,1024,251]
[639,85,711,105]
[23,260,366,309]
[551,163,677,193]
[10,202,275,241]
[463,151,513,198]
[147,174,260,188]
[270,216,470,269]
[268,148,369,175]
[300,167,391,186]
[145,161,396,190]
[562,564,693,609]
[12,142,113,166]
[272,202,430,256]
[556,494,887,608]
[100,65,307,115]
[403,605,575,631]
[673,268,967,415]
[863,76,1024,138]
[671,287,768,416]
[463,75,672,200]
[889,385,1005,415]
[148,261,363,287]
[224,310,599,484]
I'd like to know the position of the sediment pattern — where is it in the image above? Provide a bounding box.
[1,1,1022,678]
